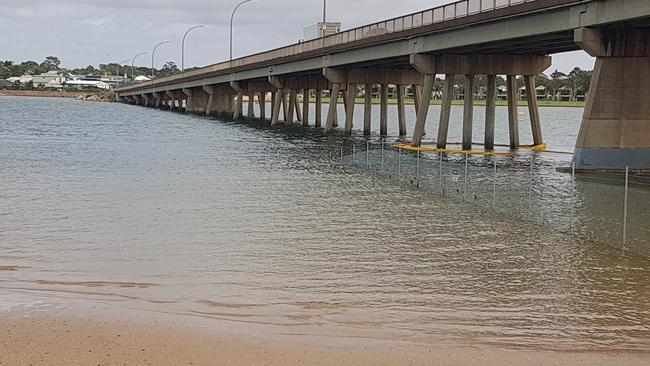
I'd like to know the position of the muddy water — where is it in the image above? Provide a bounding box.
[0,96,648,353]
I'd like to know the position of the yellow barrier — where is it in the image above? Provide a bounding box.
[393,144,517,157]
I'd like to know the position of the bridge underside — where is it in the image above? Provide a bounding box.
[117,0,650,171]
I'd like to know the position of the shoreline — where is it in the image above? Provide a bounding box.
[0,89,99,99]
[0,291,647,366]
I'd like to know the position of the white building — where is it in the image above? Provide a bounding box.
[303,22,341,41]
[32,71,66,88]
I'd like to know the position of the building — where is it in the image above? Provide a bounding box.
[32,71,66,88]
[7,75,34,84]
[303,22,341,41]
[0,79,14,89]
[65,79,111,90]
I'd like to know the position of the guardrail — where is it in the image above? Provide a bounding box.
[119,0,551,92]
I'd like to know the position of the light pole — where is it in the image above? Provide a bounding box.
[230,0,255,61]
[182,25,205,71]
[151,41,171,79]
[131,52,147,81]
[115,59,129,78]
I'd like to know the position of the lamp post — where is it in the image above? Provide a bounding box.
[230,0,255,61]
[151,41,171,79]
[131,52,147,81]
[182,25,205,71]
[115,59,129,78]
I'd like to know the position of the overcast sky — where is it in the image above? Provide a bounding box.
[0,0,594,73]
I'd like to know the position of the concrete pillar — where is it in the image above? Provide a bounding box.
[233,93,243,120]
[315,89,322,127]
[344,83,356,135]
[506,75,520,149]
[286,90,296,125]
[380,84,388,136]
[573,28,650,170]
[436,75,454,149]
[281,91,288,122]
[462,75,475,150]
[525,75,543,145]
[203,85,214,116]
[414,85,422,116]
[182,88,194,112]
[259,92,266,120]
[165,91,176,110]
[293,90,302,123]
[153,92,162,108]
[247,92,255,119]
[271,89,283,126]
[397,85,406,136]
[485,75,497,150]
[325,84,341,132]
[363,83,372,135]
[302,89,309,127]
[412,75,436,146]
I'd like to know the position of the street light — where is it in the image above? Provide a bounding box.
[115,59,129,78]
[230,0,255,61]
[131,52,147,81]
[151,41,171,79]
[182,25,205,71]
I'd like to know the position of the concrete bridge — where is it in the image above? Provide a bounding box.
[116,0,650,171]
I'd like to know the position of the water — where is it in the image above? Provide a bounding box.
[0,96,649,353]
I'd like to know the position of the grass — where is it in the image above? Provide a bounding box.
[311,97,585,108]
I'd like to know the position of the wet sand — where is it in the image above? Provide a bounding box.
[1,309,648,366]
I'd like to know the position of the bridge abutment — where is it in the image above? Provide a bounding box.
[574,28,650,170]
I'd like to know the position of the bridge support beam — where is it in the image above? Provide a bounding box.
[380,84,388,136]
[410,54,437,146]
[363,84,372,135]
[574,27,650,170]
[302,89,309,127]
[525,75,543,146]
[485,75,497,150]
[463,75,475,150]
[247,92,255,119]
[437,76,454,149]
[397,85,407,136]
[344,83,356,135]
[259,92,266,120]
[507,75,520,149]
[315,88,322,127]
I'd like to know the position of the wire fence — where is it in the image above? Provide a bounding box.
[318,139,650,257]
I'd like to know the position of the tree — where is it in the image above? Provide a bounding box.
[41,56,61,71]
[159,61,180,78]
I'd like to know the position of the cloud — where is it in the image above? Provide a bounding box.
[0,0,593,72]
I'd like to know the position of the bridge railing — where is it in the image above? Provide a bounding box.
[120,0,544,91]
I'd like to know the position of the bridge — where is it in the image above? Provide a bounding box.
[115,0,650,171]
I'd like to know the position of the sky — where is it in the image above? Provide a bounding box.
[0,0,595,73]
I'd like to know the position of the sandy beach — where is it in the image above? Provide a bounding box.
[1,304,648,366]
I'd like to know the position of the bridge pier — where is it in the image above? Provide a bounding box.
[462,75,475,151]
[344,83,356,135]
[437,75,454,149]
[380,84,388,136]
[259,92,267,120]
[315,89,323,127]
[485,75,497,150]
[301,89,309,127]
[574,27,650,170]
[397,85,407,136]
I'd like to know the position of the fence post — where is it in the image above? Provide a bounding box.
[352,144,356,164]
[398,147,402,178]
[340,146,344,163]
[439,152,444,195]
[623,166,629,247]
[381,138,385,170]
[416,150,420,183]
[493,156,497,208]
[464,153,469,200]
[366,140,370,169]
[570,161,576,232]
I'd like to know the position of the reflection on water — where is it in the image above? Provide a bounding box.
[0,96,648,353]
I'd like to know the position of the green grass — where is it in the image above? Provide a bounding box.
[313,97,584,108]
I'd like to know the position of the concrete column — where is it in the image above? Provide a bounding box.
[203,85,214,116]
[462,75,475,151]
[153,92,162,108]
[165,91,176,110]
[524,75,543,145]
[182,88,194,113]
[281,91,288,122]
[380,84,388,136]
[287,90,296,125]
[397,85,406,136]
[247,92,255,119]
[363,83,372,135]
[344,83,356,135]
[293,90,302,123]
[436,75,454,149]
[485,75,497,150]
[259,92,266,120]
[302,89,309,127]
[233,93,243,120]
[506,75,520,149]
[315,89,322,127]
[325,84,341,132]
[271,89,283,126]
[142,94,151,107]
[414,85,422,116]
[412,75,436,146]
